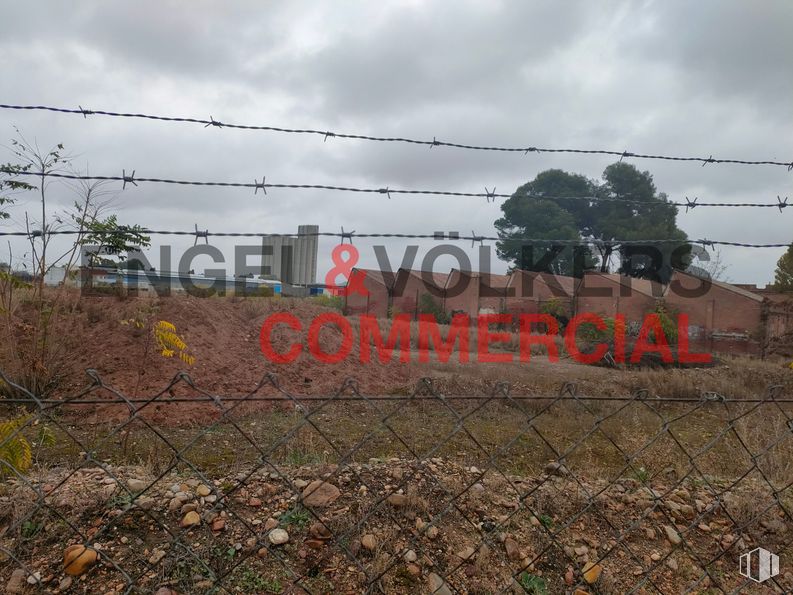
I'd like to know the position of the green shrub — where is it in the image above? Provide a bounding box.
[540,297,567,320]
[652,302,678,345]
[418,293,450,324]
[311,294,344,310]
[241,285,275,298]
[518,572,548,594]
[539,298,569,332]
[577,317,617,344]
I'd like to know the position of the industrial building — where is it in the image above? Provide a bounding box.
[260,224,319,285]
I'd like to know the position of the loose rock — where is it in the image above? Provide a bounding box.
[264,518,279,531]
[180,503,198,515]
[582,561,602,584]
[456,546,476,561]
[6,569,27,594]
[309,522,332,540]
[361,534,377,551]
[181,511,201,528]
[544,461,570,476]
[148,549,166,565]
[387,493,407,507]
[305,539,326,550]
[126,479,148,492]
[168,497,185,513]
[504,537,521,561]
[428,572,453,595]
[268,528,289,545]
[63,545,98,576]
[564,566,575,586]
[136,497,155,510]
[301,481,341,507]
[664,525,682,545]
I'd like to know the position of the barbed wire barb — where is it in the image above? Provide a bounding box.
[193,224,208,246]
[254,176,267,195]
[484,186,497,203]
[121,169,136,189]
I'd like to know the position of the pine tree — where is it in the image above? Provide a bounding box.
[772,243,793,291]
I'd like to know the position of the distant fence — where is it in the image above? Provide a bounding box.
[1,371,792,593]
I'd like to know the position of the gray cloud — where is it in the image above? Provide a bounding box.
[635,0,793,114]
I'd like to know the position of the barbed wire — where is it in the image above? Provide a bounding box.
[0,167,789,212]
[0,226,788,248]
[3,101,793,594]
[2,102,793,169]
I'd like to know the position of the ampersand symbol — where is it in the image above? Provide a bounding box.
[325,244,368,296]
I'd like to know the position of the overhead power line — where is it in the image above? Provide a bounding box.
[0,227,788,248]
[0,167,788,211]
[2,102,792,169]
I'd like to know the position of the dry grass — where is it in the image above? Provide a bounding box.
[619,356,792,399]
[0,286,84,398]
[346,316,567,360]
[19,393,793,493]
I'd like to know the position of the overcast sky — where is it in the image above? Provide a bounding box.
[1,0,792,284]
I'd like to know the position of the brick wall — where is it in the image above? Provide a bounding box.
[345,269,391,318]
[346,266,780,357]
[391,270,448,319]
[666,271,765,355]
[477,273,511,315]
[443,270,479,317]
[576,273,662,325]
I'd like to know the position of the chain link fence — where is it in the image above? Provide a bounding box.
[1,370,792,594]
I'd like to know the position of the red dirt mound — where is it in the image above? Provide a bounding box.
[10,295,415,424]
[71,296,412,390]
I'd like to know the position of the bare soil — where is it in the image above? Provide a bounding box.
[2,293,792,426]
[3,294,793,593]
[2,457,791,594]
